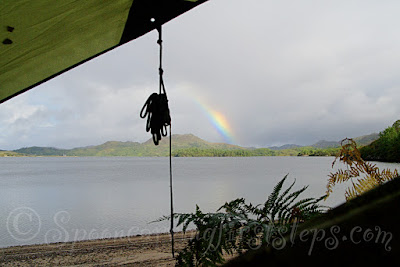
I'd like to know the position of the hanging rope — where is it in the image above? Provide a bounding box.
[139,24,175,258]
[169,124,174,258]
[139,25,170,145]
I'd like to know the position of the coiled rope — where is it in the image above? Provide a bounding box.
[139,24,171,146]
[139,24,175,257]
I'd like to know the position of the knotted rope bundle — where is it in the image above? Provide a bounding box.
[140,92,170,145]
[140,24,171,145]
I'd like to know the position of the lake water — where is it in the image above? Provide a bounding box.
[0,156,399,248]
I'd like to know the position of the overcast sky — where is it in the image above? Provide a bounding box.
[1,0,400,150]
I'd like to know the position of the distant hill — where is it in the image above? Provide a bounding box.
[8,131,381,157]
[13,134,245,157]
[266,133,379,151]
[310,140,340,149]
[268,144,302,150]
[353,133,380,146]
[309,133,379,149]
[14,146,68,156]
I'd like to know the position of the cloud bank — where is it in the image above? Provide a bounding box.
[1,0,400,150]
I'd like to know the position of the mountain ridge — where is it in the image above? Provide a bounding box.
[8,132,380,157]
[12,134,244,157]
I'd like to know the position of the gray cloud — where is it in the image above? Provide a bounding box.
[1,0,400,150]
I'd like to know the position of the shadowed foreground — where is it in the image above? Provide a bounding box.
[224,176,400,266]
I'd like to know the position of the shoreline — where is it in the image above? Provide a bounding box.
[0,231,196,266]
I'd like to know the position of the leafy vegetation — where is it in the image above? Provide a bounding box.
[360,120,400,162]
[173,148,276,157]
[291,147,339,157]
[157,175,327,266]
[0,150,26,157]
[326,138,399,201]
[173,146,340,157]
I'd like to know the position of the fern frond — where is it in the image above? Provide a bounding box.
[149,215,171,224]
[360,162,378,175]
[291,197,316,209]
[348,166,360,178]
[326,170,352,197]
[326,138,399,201]
[334,138,364,167]
[275,187,309,222]
[272,186,308,222]
[380,168,399,182]
[263,174,288,213]
[345,175,380,200]
[275,178,296,205]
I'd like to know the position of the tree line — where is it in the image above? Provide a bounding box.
[360,120,400,162]
[172,147,340,157]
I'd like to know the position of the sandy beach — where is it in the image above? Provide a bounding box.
[0,232,197,266]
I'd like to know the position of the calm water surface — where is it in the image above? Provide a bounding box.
[0,157,399,248]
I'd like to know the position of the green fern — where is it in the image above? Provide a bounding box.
[155,175,328,266]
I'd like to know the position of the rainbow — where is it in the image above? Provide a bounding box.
[194,101,236,144]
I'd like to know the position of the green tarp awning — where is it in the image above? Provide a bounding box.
[0,0,207,103]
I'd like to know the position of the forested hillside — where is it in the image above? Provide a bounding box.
[360,120,400,162]
[12,134,245,157]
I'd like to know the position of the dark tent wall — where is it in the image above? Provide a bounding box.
[0,0,207,104]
